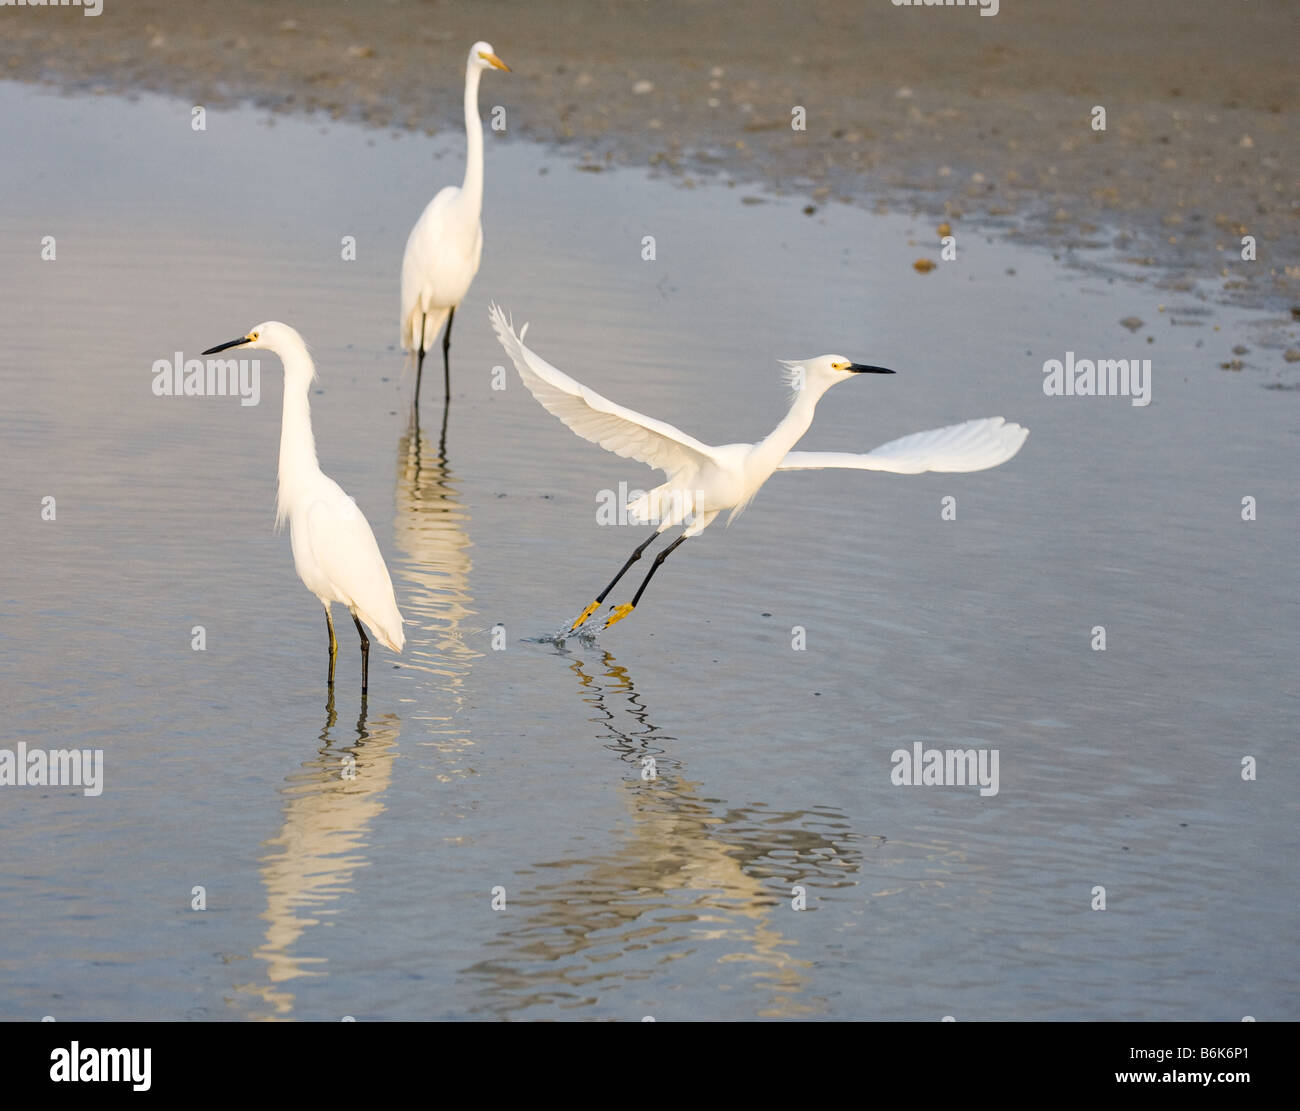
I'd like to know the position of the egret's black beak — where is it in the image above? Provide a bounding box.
[202,337,252,355]
[848,362,896,374]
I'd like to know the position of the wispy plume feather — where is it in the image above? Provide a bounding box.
[779,359,807,402]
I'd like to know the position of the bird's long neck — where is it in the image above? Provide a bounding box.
[459,64,485,220]
[748,380,829,476]
[275,342,321,528]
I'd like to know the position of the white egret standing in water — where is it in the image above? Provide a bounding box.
[203,323,405,690]
[400,40,510,407]
[489,304,1028,632]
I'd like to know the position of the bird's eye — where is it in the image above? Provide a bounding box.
[249,332,259,341]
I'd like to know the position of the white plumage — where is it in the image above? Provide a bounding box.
[490,311,717,481]
[202,322,404,690]
[489,304,1028,630]
[778,417,1029,474]
[400,40,510,401]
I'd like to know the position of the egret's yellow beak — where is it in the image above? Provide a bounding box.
[478,51,510,72]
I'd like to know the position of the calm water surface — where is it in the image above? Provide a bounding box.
[0,83,1296,1020]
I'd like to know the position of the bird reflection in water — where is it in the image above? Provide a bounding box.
[393,407,480,778]
[463,649,863,1019]
[236,693,400,1018]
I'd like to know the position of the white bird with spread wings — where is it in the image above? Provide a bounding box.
[489,304,1027,632]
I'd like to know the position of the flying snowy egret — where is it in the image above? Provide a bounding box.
[489,304,1028,632]
[202,323,405,690]
[401,40,510,408]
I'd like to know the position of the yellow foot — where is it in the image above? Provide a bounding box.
[570,600,601,631]
[604,603,635,628]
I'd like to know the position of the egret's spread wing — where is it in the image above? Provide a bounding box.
[779,417,1028,475]
[306,490,404,652]
[490,304,717,477]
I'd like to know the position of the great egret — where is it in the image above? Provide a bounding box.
[202,322,405,690]
[400,40,510,407]
[489,304,1028,632]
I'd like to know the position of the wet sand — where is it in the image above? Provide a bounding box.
[6,0,1298,307]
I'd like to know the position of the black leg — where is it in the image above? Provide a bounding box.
[352,611,370,694]
[606,534,689,628]
[442,305,456,400]
[438,391,450,459]
[325,608,339,687]
[415,312,427,415]
[570,527,662,631]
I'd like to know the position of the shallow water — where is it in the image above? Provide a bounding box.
[0,83,1296,1021]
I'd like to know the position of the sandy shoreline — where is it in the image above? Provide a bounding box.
[6,0,1297,308]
